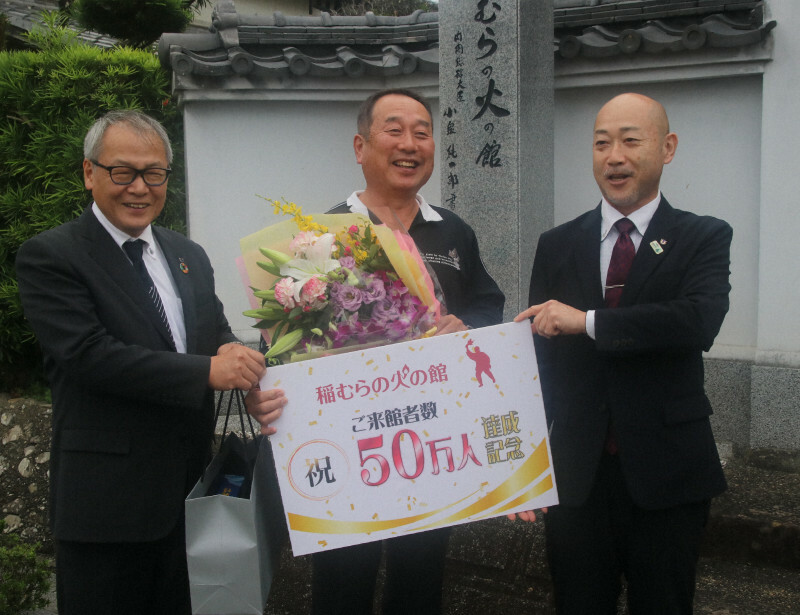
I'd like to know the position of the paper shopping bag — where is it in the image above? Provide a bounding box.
[186,432,285,614]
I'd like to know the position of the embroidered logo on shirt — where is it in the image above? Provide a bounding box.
[421,249,461,271]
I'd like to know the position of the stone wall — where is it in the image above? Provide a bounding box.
[0,395,53,553]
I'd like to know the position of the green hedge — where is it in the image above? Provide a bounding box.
[0,520,51,615]
[0,19,186,392]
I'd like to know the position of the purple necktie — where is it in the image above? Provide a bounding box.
[604,218,636,309]
[603,218,635,455]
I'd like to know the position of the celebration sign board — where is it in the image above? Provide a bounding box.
[259,321,557,556]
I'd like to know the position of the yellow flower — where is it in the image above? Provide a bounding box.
[261,197,328,234]
[353,247,368,264]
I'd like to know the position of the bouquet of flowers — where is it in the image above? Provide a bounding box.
[240,199,443,364]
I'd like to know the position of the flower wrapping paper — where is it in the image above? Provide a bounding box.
[240,212,443,362]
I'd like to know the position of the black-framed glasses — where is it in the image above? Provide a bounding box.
[91,159,172,186]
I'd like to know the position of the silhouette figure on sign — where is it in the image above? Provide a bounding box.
[465,339,496,387]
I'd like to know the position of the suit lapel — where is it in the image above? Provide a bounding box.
[621,198,677,305]
[79,210,175,350]
[80,209,148,310]
[156,228,198,353]
[574,206,605,309]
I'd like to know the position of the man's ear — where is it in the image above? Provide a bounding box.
[662,132,678,165]
[83,158,95,190]
[353,133,365,165]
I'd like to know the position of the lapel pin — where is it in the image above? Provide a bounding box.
[650,240,664,255]
[179,258,189,274]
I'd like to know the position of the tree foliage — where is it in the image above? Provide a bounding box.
[0,14,8,51]
[0,14,186,392]
[67,0,211,48]
[329,0,438,15]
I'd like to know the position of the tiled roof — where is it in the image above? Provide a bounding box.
[1,0,776,76]
[157,0,775,82]
[0,0,119,48]
[158,0,439,80]
[553,0,776,59]
[554,0,763,28]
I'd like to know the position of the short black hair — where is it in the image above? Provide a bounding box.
[357,89,433,138]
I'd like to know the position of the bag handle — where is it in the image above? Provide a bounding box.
[204,390,261,496]
[214,389,259,444]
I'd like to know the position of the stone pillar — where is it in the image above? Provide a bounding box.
[439,0,554,319]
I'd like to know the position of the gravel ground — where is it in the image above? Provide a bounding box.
[10,389,797,615]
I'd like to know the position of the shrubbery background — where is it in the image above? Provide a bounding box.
[0,519,50,615]
[0,17,187,393]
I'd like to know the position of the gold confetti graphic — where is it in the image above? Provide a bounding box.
[287,439,553,535]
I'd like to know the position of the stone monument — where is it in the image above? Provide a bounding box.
[439,0,554,318]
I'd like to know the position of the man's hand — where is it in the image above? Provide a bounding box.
[245,386,287,436]
[434,314,468,336]
[514,301,586,338]
[506,508,547,523]
[208,343,267,391]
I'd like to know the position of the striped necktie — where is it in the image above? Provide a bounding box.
[123,239,175,349]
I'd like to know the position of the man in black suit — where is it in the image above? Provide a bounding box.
[16,110,287,614]
[513,93,731,613]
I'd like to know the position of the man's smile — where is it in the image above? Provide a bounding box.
[604,170,633,185]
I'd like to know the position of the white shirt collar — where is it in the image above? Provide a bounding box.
[92,202,156,249]
[600,192,661,241]
[345,191,443,223]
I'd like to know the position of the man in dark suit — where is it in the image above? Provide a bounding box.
[513,93,732,613]
[16,110,287,615]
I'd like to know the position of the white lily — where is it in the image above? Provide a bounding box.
[280,233,340,300]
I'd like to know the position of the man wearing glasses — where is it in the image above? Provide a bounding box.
[16,110,287,614]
